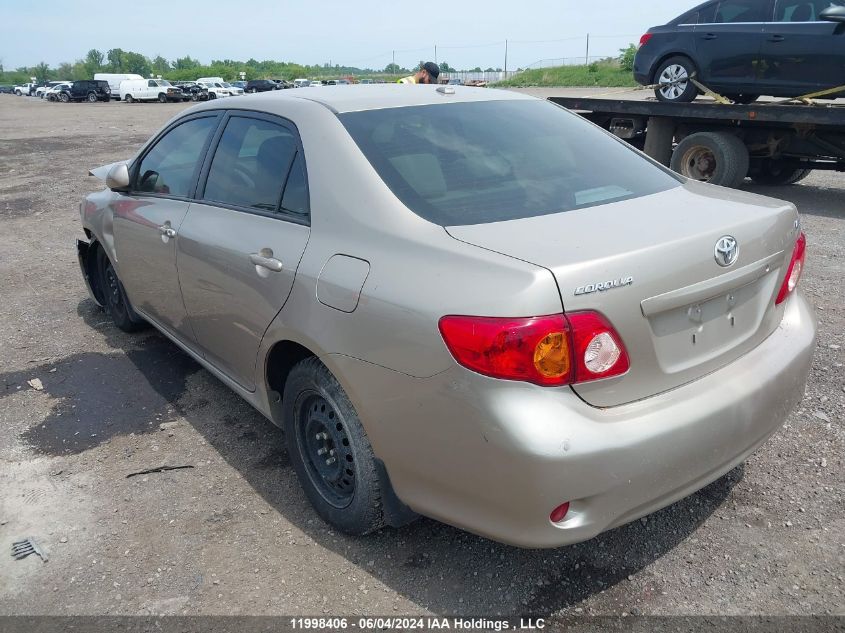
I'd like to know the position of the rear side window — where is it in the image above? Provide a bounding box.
[340,100,680,226]
[714,0,766,22]
[135,116,217,197]
[202,116,299,212]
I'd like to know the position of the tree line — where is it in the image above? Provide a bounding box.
[0,49,493,85]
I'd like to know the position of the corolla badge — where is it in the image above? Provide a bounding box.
[575,276,634,296]
[714,236,739,267]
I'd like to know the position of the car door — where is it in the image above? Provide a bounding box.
[176,112,311,390]
[694,0,771,89]
[759,0,845,94]
[112,112,221,344]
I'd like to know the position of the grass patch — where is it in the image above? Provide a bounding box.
[497,61,637,88]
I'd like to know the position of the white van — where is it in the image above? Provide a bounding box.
[95,73,144,100]
[119,78,184,103]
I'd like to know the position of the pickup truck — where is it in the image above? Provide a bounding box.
[14,83,37,96]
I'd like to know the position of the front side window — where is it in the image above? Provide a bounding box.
[135,116,217,196]
[202,117,299,212]
[340,100,680,226]
[715,0,766,22]
[148,80,156,87]
[774,0,845,20]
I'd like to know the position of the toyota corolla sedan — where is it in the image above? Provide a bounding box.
[76,85,816,548]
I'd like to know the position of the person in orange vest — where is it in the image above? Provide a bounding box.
[397,62,440,84]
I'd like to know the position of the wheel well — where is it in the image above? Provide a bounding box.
[84,238,107,306]
[650,53,697,84]
[265,340,317,417]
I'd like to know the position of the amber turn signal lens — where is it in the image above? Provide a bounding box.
[533,332,571,379]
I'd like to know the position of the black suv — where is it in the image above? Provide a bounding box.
[245,79,279,93]
[635,0,845,102]
[58,80,111,103]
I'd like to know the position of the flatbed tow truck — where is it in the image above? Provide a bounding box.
[550,96,845,188]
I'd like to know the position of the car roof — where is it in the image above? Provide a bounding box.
[226,84,535,114]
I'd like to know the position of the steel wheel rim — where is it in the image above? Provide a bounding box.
[680,145,716,181]
[296,393,355,508]
[103,261,124,313]
[658,64,688,100]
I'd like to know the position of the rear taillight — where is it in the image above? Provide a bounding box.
[775,232,806,305]
[438,311,629,387]
[639,33,653,47]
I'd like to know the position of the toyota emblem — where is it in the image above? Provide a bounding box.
[714,236,739,267]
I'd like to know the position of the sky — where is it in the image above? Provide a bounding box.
[1,0,687,71]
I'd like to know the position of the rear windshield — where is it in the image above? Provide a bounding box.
[340,100,680,226]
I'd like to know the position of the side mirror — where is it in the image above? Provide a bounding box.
[820,6,845,22]
[106,163,130,190]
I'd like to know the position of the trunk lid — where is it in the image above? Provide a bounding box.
[446,181,800,407]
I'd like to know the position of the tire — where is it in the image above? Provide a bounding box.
[654,56,698,103]
[670,132,750,188]
[725,93,759,105]
[15,90,22,96]
[283,357,386,536]
[749,160,812,186]
[250,88,257,93]
[158,93,167,103]
[125,94,133,103]
[87,92,98,103]
[191,93,198,101]
[96,248,146,333]
[59,92,70,103]
[208,92,217,100]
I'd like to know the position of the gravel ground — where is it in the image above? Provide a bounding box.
[0,93,842,619]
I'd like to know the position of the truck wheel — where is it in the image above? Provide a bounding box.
[87,92,98,103]
[749,160,812,186]
[725,93,759,105]
[125,94,133,103]
[283,357,386,536]
[654,56,698,103]
[671,132,749,188]
[208,92,217,100]
[158,93,167,103]
[59,92,70,103]
[96,248,146,333]
[15,89,22,96]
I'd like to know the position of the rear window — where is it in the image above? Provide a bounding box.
[340,100,680,226]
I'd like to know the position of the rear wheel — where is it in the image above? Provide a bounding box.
[125,94,133,103]
[283,357,386,536]
[670,132,749,188]
[96,248,146,332]
[59,92,70,103]
[654,56,698,103]
[749,159,812,186]
[87,91,98,103]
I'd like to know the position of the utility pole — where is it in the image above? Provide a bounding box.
[585,33,590,65]
[504,39,508,75]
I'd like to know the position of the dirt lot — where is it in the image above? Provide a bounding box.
[0,93,842,619]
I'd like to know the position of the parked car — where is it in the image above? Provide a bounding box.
[120,79,184,103]
[14,83,36,96]
[635,0,845,103]
[56,80,111,103]
[36,81,71,98]
[0,85,15,94]
[245,79,278,93]
[77,86,815,548]
[44,83,72,101]
[95,73,145,100]
[174,81,209,101]
[293,78,310,88]
[309,81,323,87]
[221,82,244,96]
[197,81,232,99]
[232,81,247,90]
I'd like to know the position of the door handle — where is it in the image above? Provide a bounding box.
[767,34,785,42]
[250,252,283,272]
[158,223,177,238]
[702,33,718,40]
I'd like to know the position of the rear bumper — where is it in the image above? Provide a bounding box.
[333,292,816,548]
